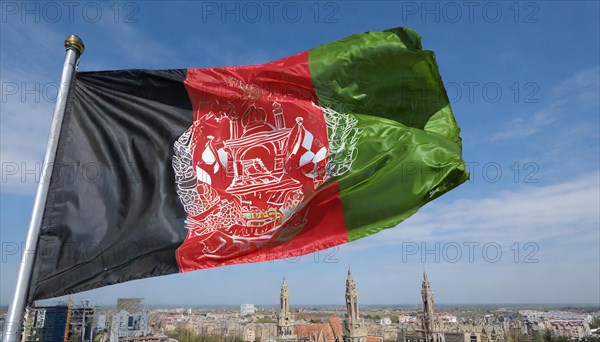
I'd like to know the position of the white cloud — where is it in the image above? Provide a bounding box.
[552,66,600,110]
[492,66,599,141]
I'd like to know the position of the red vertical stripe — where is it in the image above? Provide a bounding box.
[175,51,348,271]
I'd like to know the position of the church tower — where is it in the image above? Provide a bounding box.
[343,269,367,342]
[421,272,442,342]
[277,277,296,342]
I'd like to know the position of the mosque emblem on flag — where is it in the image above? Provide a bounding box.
[172,78,349,262]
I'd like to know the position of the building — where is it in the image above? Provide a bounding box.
[0,317,5,341]
[244,325,257,342]
[69,300,96,342]
[379,317,392,326]
[289,272,383,342]
[241,304,257,316]
[421,272,443,342]
[97,314,107,331]
[295,317,343,342]
[517,310,592,339]
[277,277,297,342]
[110,298,151,341]
[25,305,69,342]
[117,298,144,313]
[24,298,96,342]
[397,273,504,342]
[343,269,367,342]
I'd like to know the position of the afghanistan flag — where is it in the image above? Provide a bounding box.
[30,27,468,301]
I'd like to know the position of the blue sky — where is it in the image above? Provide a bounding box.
[1,1,599,307]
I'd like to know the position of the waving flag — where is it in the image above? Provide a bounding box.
[29,27,468,301]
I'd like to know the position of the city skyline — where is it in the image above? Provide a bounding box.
[7,271,596,342]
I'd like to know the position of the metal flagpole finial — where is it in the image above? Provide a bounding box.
[64,34,84,55]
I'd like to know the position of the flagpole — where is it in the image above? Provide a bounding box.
[3,35,84,342]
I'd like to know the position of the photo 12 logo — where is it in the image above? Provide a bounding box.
[401,241,540,263]
[445,81,539,104]
[400,1,540,24]
[200,1,340,24]
[1,1,139,23]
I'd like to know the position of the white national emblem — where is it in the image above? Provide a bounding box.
[173,79,361,260]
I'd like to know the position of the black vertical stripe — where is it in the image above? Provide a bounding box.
[29,69,193,302]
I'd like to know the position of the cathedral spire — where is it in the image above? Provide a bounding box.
[343,269,366,342]
[345,268,358,321]
[422,272,436,341]
[347,268,354,286]
[277,276,295,340]
[280,276,289,316]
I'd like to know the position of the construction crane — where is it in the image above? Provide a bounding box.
[64,295,72,342]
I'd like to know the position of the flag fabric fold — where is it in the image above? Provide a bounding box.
[29,27,468,302]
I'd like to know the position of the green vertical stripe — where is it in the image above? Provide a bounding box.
[308,27,468,241]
